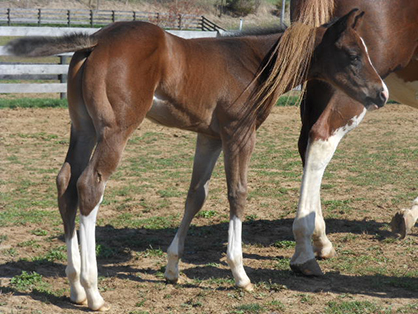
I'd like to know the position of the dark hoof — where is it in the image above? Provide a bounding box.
[290,258,324,277]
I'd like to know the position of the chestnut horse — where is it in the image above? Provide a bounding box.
[6,10,387,311]
[288,0,418,277]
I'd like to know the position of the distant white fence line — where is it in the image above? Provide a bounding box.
[0,26,218,97]
[0,8,225,32]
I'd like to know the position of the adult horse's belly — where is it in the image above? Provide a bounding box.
[385,59,418,109]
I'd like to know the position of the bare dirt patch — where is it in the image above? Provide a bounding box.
[0,104,417,313]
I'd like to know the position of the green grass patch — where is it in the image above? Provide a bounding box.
[0,98,68,109]
[276,95,299,106]
[10,271,43,291]
[234,303,266,313]
[325,300,386,314]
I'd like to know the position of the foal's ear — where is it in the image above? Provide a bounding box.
[326,8,361,38]
[351,11,365,30]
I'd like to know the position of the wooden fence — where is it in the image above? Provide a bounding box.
[0,8,225,31]
[0,27,218,98]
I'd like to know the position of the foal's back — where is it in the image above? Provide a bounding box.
[79,21,279,135]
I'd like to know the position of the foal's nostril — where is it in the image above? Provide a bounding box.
[379,89,389,104]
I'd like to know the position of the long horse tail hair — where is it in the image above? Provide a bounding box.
[253,0,335,115]
[230,0,334,154]
[4,33,97,57]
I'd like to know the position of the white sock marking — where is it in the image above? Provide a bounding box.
[227,216,251,288]
[79,197,105,310]
[292,110,366,265]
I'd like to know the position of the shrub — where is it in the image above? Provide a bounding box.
[226,0,261,16]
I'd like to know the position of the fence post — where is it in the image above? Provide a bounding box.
[156,12,159,25]
[201,16,205,31]
[38,8,41,26]
[67,10,71,26]
[112,10,115,23]
[90,9,94,27]
[280,0,286,27]
[133,11,136,21]
[59,56,68,100]
[178,14,182,30]
[7,8,10,26]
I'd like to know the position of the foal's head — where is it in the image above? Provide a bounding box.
[311,9,388,110]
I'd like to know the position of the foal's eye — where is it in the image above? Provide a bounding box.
[349,55,360,63]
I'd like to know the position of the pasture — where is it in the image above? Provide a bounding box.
[0,103,417,313]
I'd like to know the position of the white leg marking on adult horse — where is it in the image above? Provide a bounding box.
[384,73,418,108]
[66,231,87,305]
[291,110,367,273]
[360,37,389,105]
[391,197,418,238]
[227,215,252,291]
[165,233,180,282]
[79,195,108,311]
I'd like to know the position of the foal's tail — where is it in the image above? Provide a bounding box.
[5,33,97,57]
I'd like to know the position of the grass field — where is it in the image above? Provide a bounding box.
[0,102,417,313]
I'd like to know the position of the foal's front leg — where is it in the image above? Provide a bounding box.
[222,130,255,291]
[165,134,222,283]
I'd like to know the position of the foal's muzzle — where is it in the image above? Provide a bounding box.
[365,86,389,111]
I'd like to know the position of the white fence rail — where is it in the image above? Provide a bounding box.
[0,26,218,97]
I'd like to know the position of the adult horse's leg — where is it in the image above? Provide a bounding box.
[291,83,367,275]
[56,51,96,305]
[222,128,255,291]
[391,197,418,238]
[165,134,222,283]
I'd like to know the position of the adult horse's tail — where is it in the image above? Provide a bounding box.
[5,33,97,57]
[254,0,334,114]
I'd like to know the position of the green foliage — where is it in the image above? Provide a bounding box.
[11,271,43,291]
[32,246,67,262]
[234,303,266,313]
[31,228,48,236]
[325,300,383,314]
[96,244,117,259]
[273,240,295,248]
[196,210,217,218]
[226,0,261,16]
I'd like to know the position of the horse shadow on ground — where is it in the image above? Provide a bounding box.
[1,217,416,307]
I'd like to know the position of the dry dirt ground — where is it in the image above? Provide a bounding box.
[0,104,417,313]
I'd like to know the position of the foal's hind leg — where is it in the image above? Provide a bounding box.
[76,123,141,311]
[57,125,96,305]
[165,134,222,283]
[56,51,96,305]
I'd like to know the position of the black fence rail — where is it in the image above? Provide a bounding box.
[0,8,224,31]
[200,16,225,32]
